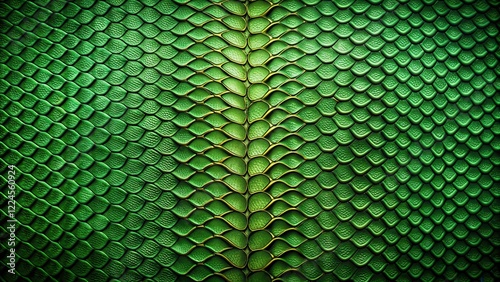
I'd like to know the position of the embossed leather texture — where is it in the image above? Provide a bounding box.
[1,0,499,281]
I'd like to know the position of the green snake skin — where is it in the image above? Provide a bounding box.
[1,0,499,281]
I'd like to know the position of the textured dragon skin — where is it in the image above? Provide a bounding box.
[1,0,499,281]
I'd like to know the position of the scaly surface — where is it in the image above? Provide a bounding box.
[246,0,500,281]
[0,0,247,281]
[1,0,500,281]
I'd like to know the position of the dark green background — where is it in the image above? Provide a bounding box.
[1,0,500,281]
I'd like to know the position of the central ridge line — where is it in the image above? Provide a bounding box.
[243,0,251,277]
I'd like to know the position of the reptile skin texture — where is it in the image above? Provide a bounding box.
[0,0,499,281]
